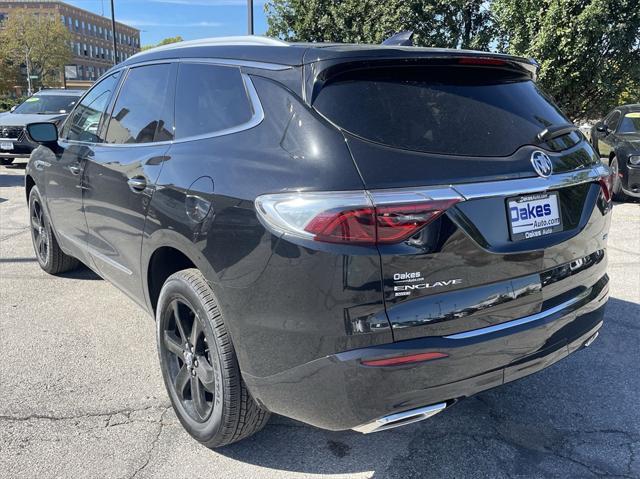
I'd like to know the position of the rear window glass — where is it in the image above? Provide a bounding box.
[105,63,175,144]
[313,66,569,157]
[175,63,252,139]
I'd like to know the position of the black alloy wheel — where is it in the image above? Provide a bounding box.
[30,196,49,266]
[156,269,270,448]
[161,297,216,422]
[28,186,79,274]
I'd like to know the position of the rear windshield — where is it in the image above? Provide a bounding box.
[313,66,569,157]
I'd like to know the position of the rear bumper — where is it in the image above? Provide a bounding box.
[244,275,608,431]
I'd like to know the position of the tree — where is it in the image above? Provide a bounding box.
[142,36,184,51]
[0,40,20,93]
[265,0,495,49]
[0,9,71,91]
[493,0,640,120]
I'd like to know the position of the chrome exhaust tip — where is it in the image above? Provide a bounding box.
[584,331,599,347]
[353,402,448,434]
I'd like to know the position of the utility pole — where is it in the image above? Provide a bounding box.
[247,0,253,35]
[110,0,118,65]
[25,49,32,96]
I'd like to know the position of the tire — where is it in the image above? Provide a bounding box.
[610,156,629,202]
[28,186,79,274]
[0,158,14,165]
[156,268,270,448]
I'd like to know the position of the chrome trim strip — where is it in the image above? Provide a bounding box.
[453,164,609,200]
[369,186,463,205]
[444,288,592,340]
[353,402,448,434]
[58,231,132,276]
[90,249,133,276]
[178,57,292,71]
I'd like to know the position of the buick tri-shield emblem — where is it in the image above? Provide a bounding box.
[531,150,553,178]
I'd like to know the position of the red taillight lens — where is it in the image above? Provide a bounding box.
[457,57,507,66]
[361,352,448,367]
[303,199,461,245]
[598,172,615,202]
[304,207,376,244]
[375,200,460,244]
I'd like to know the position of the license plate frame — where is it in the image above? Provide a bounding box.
[0,141,13,151]
[506,191,563,241]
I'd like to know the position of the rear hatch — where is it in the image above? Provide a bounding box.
[311,57,611,341]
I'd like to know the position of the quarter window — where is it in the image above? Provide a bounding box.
[61,72,120,143]
[105,63,175,144]
[174,63,253,139]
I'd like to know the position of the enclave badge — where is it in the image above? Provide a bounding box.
[531,150,553,178]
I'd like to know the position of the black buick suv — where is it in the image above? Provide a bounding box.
[24,36,613,447]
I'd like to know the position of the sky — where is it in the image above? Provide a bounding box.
[64,0,269,46]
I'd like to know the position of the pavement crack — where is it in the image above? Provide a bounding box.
[0,404,170,424]
[129,407,171,479]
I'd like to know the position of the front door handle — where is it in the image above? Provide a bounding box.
[69,164,82,175]
[34,159,50,171]
[127,176,147,192]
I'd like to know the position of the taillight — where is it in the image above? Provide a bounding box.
[255,190,463,245]
[457,57,507,66]
[598,170,615,203]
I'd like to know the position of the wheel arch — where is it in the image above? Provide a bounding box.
[142,231,220,316]
[25,174,36,202]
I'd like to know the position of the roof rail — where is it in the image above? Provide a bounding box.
[130,35,289,59]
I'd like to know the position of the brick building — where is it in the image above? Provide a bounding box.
[0,0,140,84]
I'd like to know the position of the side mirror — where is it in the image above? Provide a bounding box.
[10,106,17,113]
[596,123,608,133]
[26,122,59,145]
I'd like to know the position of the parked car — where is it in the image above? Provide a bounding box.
[24,36,613,448]
[0,89,82,165]
[591,104,640,200]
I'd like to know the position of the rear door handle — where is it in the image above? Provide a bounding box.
[127,176,147,192]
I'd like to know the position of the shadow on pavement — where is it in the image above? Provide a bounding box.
[0,173,24,188]
[0,256,37,263]
[215,296,639,478]
[59,264,102,280]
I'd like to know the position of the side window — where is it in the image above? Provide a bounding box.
[62,72,120,143]
[604,110,620,131]
[105,63,175,144]
[175,63,253,139]
[607,111,621,131]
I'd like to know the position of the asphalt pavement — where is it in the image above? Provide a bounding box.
[1,163,639,479]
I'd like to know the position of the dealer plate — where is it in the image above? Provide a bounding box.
[507,191,563,241]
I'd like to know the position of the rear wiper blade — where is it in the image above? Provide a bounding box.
[537,124,579,142]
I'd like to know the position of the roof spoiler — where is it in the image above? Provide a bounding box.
[382,31,414,46]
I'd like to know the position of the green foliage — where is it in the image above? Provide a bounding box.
[493,0,640,120]
[265,0,495,49]
[141,35,184,51]
[265,0,640,120]
[0,96,26,113]
[0,9,71,90]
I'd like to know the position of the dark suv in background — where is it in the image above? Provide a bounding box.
[25,36,612,447]
[0,89,82,165]
[590,104,640,201]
